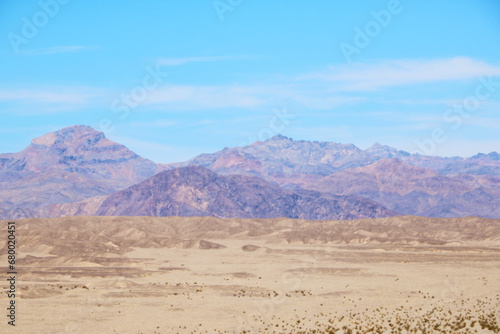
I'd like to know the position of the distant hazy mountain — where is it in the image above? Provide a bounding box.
[0,125,160,217]
[168,135,500,180]
[167,134,379,178]
[96,166,397,220]
[303,158,500,218]
[1,126,499,220]
[365,142,411,160]
[164,135,500,218]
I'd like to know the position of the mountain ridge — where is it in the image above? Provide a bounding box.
[96,165,397,220]
[1,126,499,220]
[167,134,500,179]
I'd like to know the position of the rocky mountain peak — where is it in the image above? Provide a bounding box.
[266,134,292,142]
[31,125,105,150]
[0,125,159,200]
[97,165,396,220]
[366,142,410,159]
[369,142,383,149]
[471,152,500,161]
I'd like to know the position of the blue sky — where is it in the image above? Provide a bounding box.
[1,0,500,163]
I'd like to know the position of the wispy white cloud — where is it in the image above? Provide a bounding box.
[0,89,89,104]
[0,87,104,113]
[289,125,355,142]
[4,57,499,115]
[23,45,99,55]
[0,125,65,135]
[145,84,266,109]
[466,116,500,130]
[291,95,365,110]
[140,83,363,111]
[184,115,270,128]
[140,57,500,111]
[300,57,500,91]
[128,120,178,128]
[158,55,251,66]
[385,98,465,106]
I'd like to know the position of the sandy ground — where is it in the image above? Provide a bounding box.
[1,216,499,333]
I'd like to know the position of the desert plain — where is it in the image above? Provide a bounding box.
[1,215,499,333]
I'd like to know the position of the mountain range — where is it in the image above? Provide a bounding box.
[1,125,499,220]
